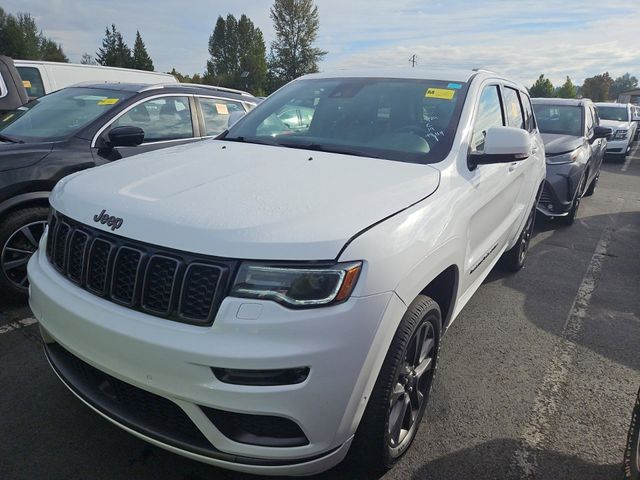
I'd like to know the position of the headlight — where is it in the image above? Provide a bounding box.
[231,261,362,307]
[546,148,580,165]
[613,129,628,140]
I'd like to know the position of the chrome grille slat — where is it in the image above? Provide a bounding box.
[45,211,233,326]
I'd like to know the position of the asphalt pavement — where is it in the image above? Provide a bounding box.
[1,145,639,480]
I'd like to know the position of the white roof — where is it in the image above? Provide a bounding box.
[300,67,483,83]
[595,102,628,108]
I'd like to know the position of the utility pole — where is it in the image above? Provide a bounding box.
[409,54,417,68]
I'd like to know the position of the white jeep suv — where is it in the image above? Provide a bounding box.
[28,69,545,476]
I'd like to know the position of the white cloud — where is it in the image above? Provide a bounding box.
[3,0,640,86]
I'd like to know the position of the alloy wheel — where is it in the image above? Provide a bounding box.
[1,220,46,290]
[387,321,436,450]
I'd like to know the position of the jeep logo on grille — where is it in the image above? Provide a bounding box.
[93,209,123,231]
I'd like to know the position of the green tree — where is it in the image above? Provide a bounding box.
[610,73,638,99]
[0,8,68,62]
[268,0,327,89]
[556,76,577,99]
[205,14,267,94]
[529,74,555,98]
[168,68,203,84]
[131,31,154,71]
[80,53,97,65]
[581,72,614,102]
[96,24,131,68]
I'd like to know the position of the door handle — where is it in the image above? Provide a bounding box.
[508,162,518,172]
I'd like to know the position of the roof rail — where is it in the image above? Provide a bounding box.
[471,67,498,74]
[139,82,254,97]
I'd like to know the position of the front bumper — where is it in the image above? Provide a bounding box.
[536,163,583,217]
[604,138,631,155]
[28,246,401,476]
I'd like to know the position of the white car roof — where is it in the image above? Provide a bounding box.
[595,102,627,108]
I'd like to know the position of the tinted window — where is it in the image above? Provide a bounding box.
[225,77,469,164]
[521,92,535,132]
[199,97,245,136]
[0,87,132,141]
[584,106,594,136]
[532,104,582,136]
[113,96,193,142]
[597,106,628,121]
[503,87,524,129]
[471,85,503,152]
[16,66,45,99]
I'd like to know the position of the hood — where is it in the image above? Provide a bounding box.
[599,119,628,130]
[540,133,585,155]
[51,140,441,260]
[0,141,54,172]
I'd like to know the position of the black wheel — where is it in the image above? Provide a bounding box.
[560,175,586,226]
[0,207,48,302]
[624,389,640,480]
[583,171,599,197]
[350,295,441,473]
[502,205,536,272]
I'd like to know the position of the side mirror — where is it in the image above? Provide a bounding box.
[107,126,144,147]
[227,110,246,127]
[468,126,531,166]
[593,125,612,140]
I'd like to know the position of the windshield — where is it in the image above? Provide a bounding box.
[532,104,583,136]
[597,106,628,122]
[0,87,133,141]
[223,77,469,164]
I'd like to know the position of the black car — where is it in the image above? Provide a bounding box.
[624,386,640,479]
[0,82,257,298]
[531,98,611,225]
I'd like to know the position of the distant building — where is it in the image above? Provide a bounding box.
[618,88,640,104]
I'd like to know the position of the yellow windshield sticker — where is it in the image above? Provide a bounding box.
[22,80,32,88]
[425,88,455,100]
[97,98,119,105]
[215,103,229,115]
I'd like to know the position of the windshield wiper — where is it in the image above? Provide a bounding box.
[277,141,382,159]
[221,135,281,147]
[0,133,23,144]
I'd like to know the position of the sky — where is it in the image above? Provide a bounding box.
[4,0,640,87]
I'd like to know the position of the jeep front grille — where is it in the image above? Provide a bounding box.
[45,210,236,325]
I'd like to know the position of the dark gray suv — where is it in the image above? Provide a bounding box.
[532,98,611,225]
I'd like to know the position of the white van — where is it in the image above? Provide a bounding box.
[14,60,177,99]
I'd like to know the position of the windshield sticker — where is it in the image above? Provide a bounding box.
[97,98,119,105]
[215,103,229,115]
[425,88,455,100]
[447,83,462,89]
[22,80,32,88]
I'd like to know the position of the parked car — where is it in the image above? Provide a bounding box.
[0,56,28,114]
[624,386,640,480]
[632,105,640,140]
[13,60,177,99]
[594,102,637,161]
[28,69,545,476]
[0,82,257,299]
[531,98,611,224]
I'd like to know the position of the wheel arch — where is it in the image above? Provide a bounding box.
[418,265,459,329]
[0,191,51,220]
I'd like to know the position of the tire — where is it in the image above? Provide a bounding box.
[0,207,49,302]
[623,389,640,480]
[349,295,442,473]
[583,171,599,197]
[560,175,586,226]
[502,205,536,272]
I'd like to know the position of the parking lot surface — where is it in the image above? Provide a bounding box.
[1,145,639,480]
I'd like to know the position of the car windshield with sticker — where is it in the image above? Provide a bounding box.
[0,87,133,141]
[224,77,468,164]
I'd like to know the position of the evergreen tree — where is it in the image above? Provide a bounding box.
[556,76,577,99]
[529,74,555,98]
[96,24,131,68]
[0,9,68,62]
[268,0,327,89]
[131,31,154,71]
[581,73,614,102]
[80,53,97,65]
[610,73,638,99]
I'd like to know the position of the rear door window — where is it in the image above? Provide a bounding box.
[112,96,194,142]
[584,106,594,137]
[503,87,525,129]
[16,67,46,99]
[471,85,504,153]
[198,97,245,136]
